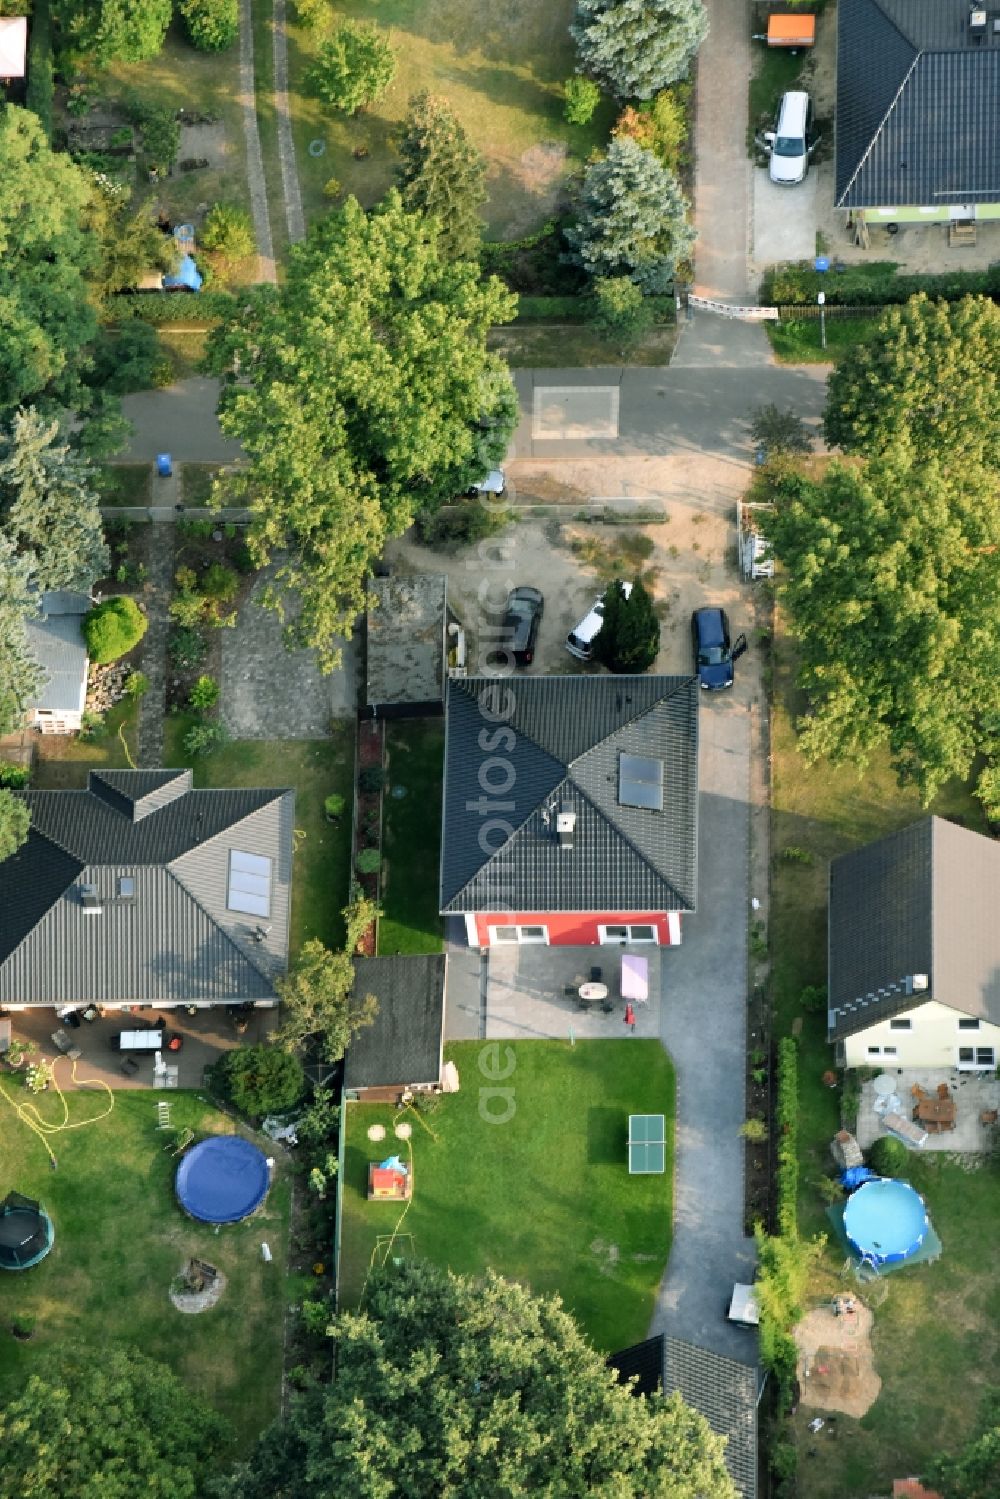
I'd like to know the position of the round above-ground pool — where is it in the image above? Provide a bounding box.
[843,1177,928,1265]
[175,1136,270,1224]
[0,1192,54,1270]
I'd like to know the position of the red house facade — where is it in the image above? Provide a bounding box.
[441,675,699,950]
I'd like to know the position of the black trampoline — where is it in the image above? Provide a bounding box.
[0,1191,54,1270]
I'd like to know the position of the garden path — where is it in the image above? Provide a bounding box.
[272,0,306,245]
[239,0,277,281]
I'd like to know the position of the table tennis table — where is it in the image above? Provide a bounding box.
[628,1113,665,1174]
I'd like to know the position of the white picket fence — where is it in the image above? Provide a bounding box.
[688,295,780,322]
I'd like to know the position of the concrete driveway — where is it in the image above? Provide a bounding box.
[653,696,759,1361]
[752,168,819,269]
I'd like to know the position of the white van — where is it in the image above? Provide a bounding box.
[565,581,633,661]
[765,91,815,185]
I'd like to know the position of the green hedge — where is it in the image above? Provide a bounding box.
[775,1037,798,1239]
[515,294,677,324]
[25,0,54,141]
[762,259,1000,307]
[108,290,240,327]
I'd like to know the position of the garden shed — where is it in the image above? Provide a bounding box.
[365,574,449,716]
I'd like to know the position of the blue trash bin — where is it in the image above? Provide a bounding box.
[156,453,172,478]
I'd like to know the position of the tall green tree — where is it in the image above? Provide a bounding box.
[0,408,109,592]
[0,1344,223,1498]
[395,92,487,261]
[0,534,43,738]
[571,0,708,100]
[205,193,517,669]
[564,138,694,294]
[0,107,97,419]
[766,450,1000,802]
[52,0,172,64]
[276,893,380,1060]
[216,1262,737,1499]
[0,789,30,865]
[824,293,1000,467]
[306,20,396,115]
[593,578,660,672]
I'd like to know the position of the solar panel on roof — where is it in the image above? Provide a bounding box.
[228,849,272,917]
[618,753,664,811]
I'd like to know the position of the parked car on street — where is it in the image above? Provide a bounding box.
[566,582,633,662]
[691,607,747,690]
[492,586,544,667]
[762,90,816,185]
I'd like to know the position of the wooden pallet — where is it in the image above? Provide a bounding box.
[949,220,977,247]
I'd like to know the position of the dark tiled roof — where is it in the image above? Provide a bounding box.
[440,676,698,915]
[343,954,446,1090]
[607,1334,664,1398]
[0,771,294,1006]
[664,1339,758,1499]
[828,817,1000,1039]
[837,0,1000,208]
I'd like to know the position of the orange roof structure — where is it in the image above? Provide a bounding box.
[767,13,816,46]
[892,1481,942,1499]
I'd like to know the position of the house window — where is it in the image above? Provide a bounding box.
[227,849,272,917]
[117,876,135,900]
[487,925,549,945]
[889,1018,912,1030]
[867,1046,881,1055]
[883,1046,897,1056]
[598,924,659,945]
[958,1018,981,1030]
[958,1046,996,1069]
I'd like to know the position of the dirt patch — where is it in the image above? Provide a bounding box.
[178,121,230,175]
[795,1301,881,1418]
[169,1265,228,1315]
[514,140,568,195]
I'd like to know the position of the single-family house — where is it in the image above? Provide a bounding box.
[0,769,294,1012]
[829,816,1000,1070]
[23,591,91,735]
[0,16,27,81]
[836,0,1000,232]
[440,675,698,949]
[343,954,448,1102]
[608,1335,758,1499]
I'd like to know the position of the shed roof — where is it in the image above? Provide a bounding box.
[24,611,88,714]
[440,675,698,915]
[366,574,447,708]
[344,954,446,1090]
[0,17,27,78]
[828,816,1000,1039]
[663,1339,758,1499]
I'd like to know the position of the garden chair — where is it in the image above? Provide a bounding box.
[936,1082,951,1100]
[589,966,603,983]
[911,1084,929,1101]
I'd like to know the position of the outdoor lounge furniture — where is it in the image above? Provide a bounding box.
[981,1109,998,1127]
[620,954,649,1004]
[120,1056,140,1077]
[589,966,603,983]
[911,1084,929,1101]
[50,1029,81,1061]
[883,1111,928,1147]
[0,1017,10,1056]
[915,1097,956,1131]
[578,982,608,1002]
[937,1082,951,1100]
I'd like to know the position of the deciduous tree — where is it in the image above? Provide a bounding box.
[766,450,1000,802]
[0,408,109,592]
[0,534,43,738]
[306,20,396,115]
[564,138,694,294]
[593,577,660,672]
[276,893,380,1060]
[0,789,30,865]
[216,1261,737,1499]
[571,0,708,101]
[211,1043,305,1118]
[824,293,1000,467]
[0,1345,222,1498]
[52,0,172,64]
[205,193,517,669]
[178,0,239,52]
[394,92,486,261]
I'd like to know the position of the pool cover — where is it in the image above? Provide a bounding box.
[175,1136,270,1224]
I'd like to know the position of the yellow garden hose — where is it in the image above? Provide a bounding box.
[0,1056,115,1167]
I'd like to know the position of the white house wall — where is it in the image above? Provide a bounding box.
[843,999,1000,1069]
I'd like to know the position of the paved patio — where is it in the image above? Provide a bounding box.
[4,1005,278,1092]
[484,946,662,1040]
[857,1067,1000,1153]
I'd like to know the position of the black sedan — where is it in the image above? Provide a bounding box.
[494,586,544,667]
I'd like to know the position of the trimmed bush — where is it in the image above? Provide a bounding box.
[762,258,1000,308]
[201,202,255,260]
[111,290,239,327]
[211,1044,305,1118]
[168,626,208,669]
[188,674,220,710]
[775,1037,798,1239]
[358,765,385,795]
[0,763,30,789]
[25,0,54,140]
[178,0,239,51]
[82,596,147,664]
[356,847,381,875]
[868,1135,908,1178]
[563,76,601,125]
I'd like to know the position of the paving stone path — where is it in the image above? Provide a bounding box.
[137,503,177,768]
[239,0,276,282]
[272,0,306,245]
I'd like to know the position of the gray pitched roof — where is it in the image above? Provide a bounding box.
[343,954,446,1090]
[0,770,294,1006]
[24,609,88,713]
[828,816,1000,1039]
[440,676,699,915]
[366,574,447,709]
[663,1339,757,1499]
[836,0,1000,208]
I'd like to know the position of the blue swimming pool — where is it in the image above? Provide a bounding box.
[843,1177,927,1265]
[175,1136,270,1224]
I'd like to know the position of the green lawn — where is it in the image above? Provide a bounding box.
[766,317,878,364]
[164,722,355,953]
[0,1088,290,1464]
[284,0,615,239]
[379,719,444,954]
[490,319,679,368]
[97,464,152,507]
[31,700,140,790]
[769,617,992,1494]
[339,1039,674,1351]
[180,462,223,506]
